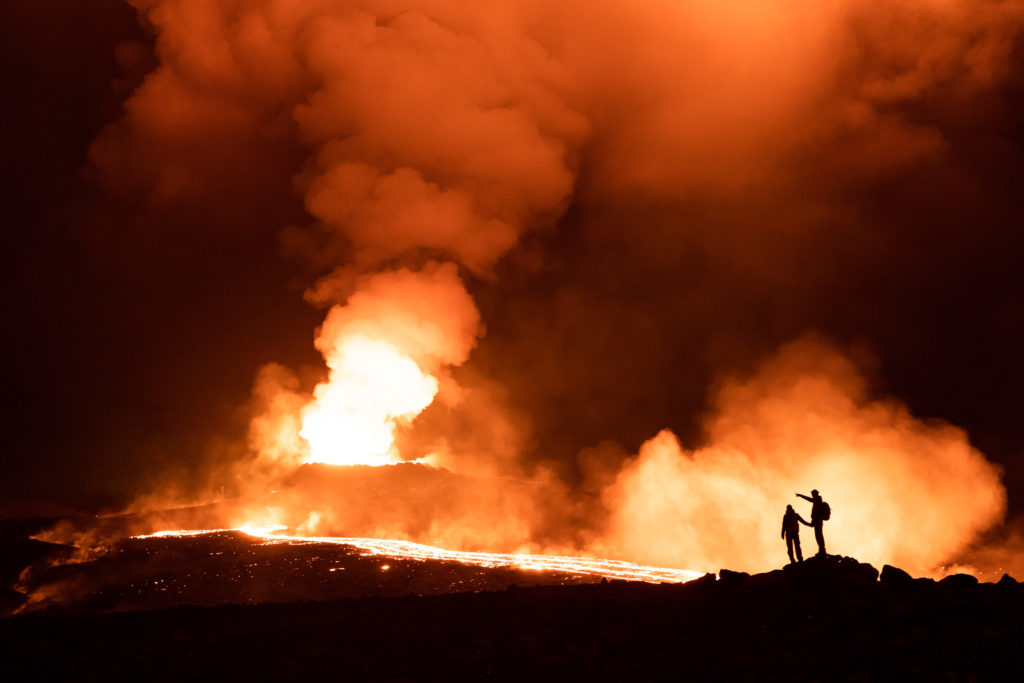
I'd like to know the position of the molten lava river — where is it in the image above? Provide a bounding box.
[18,526,703,613]
[176,526,704,583]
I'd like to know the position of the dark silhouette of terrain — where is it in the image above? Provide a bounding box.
[2,512,1023,681]
[1,553,1021,680]
[12,530,605,613]
[0,517,73,614]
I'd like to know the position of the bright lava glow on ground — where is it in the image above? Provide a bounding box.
[134,527,705,584]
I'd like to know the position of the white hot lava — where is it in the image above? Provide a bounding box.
[300,335,438,466]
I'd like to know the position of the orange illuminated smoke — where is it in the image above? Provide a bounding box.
[300,335,438,466]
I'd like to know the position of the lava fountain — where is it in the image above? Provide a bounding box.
[300,335,438,466]
[250,263,482,472]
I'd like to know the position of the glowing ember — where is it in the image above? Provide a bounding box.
[300,335,438,466]
[135,528,705,584]
[137,529,230,539]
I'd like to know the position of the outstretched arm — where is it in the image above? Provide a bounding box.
[796,493,813,503]
[797,515,811,526]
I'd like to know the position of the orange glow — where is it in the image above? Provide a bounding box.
[248,263,481,472]
[300,335,438,466]
[80,0,1021,582]
[594,337,1006,575]
[177,337,1012,579]
[134,527,705,584]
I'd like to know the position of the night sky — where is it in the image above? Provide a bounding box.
[3,0,1024,531]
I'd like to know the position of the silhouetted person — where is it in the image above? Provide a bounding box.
[796,489,830,556]
[781,505,808,563]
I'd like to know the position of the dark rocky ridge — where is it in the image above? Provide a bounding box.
[10,530,606,614]
[2,555,1022,680]
[3,528,1023,680]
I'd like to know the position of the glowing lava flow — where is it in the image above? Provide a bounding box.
[135,528,705,584]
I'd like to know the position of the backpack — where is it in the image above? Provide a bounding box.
[820,501,831,521]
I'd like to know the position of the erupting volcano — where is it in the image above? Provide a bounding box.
[5,0,1024,678]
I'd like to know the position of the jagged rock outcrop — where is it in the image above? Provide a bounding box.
[2,555,1021,681]
[940,572,979,589]
[717,568,750,586]
[725,554,879,590]
[880,564,914,586]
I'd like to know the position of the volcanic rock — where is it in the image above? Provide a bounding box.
[2,560,1022,681]
[880,564,914,586]
[939,572,980,589]
[0,535,73,588]
[3,515,1024,679]
[684,572,717,589]
[717,568,750,586]
[0,530,75,616]
[744,568,787,589]
[781,553,879,585]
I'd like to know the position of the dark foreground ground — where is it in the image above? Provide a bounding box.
[3,545,1023,681]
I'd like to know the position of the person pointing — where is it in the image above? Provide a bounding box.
[796,489,830,557]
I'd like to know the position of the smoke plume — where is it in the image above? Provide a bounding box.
[594,336,1006,574]
[65,0,1024,574]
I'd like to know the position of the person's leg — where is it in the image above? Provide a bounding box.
[786,536,795,563]
[815,524,826,555]
[794,535,802,562]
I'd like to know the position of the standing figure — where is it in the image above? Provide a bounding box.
[781,504,808,564]
[796,489,830,556]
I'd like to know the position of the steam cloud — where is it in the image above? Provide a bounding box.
[84,0,1024,574]
[595,337,1006,573]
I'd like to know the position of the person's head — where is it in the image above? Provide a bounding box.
[811,489,820,499]
[786,505,793,512]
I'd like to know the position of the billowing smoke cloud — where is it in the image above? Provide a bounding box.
[94,0,587,275]
[594,336,1006,574]
[93,0,591,483]
[70,0,1024,573]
